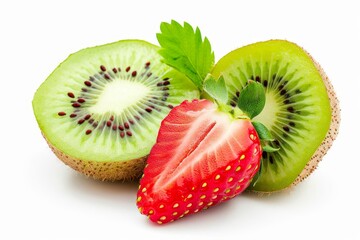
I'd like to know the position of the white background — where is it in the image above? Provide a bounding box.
[1,0,359,239]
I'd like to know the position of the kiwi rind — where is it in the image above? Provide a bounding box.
[33,39,199,181]
[250,46,340,193]
[48,137,147,181]
[290,51,340,188]
[212,40,340,192]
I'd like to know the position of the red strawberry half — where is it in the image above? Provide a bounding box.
[136,99,261,224]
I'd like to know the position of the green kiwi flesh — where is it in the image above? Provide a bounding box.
[33,40,199,181]
[212,40,339,192]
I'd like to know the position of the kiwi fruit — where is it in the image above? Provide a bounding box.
[211,40,340,192]
[33,40,199,181]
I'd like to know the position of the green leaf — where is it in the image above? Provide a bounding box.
[262,145,280,152]
[157,20,215,89]
[237,80,266,119]
[203,74,228,104]
[252,121,273,141]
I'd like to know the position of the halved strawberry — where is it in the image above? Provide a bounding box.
[136,99,261,224]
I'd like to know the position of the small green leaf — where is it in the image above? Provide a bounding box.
[157,20,214,90]
[252,121,273,141]
[203,74,228,104]
[237,81,266,119]
[262,145,280,152]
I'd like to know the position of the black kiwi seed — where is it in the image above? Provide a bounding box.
[100,65,106,72]
[68,92,75,98]
[283,126,290,132]
[104,74,111,80]
[106,121,112,127]
[287,106,295,113]
[72,103,81,108]
[263,80,268,87]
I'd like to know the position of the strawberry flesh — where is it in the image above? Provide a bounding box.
[137,99,261,224]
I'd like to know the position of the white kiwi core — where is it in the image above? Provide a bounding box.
[89,80,150,115]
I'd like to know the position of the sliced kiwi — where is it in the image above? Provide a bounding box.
[211,40,340,192]
[33,40,199,181]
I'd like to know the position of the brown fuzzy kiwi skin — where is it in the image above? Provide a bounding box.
[44,135,147,181]
[291,53,340,187]
[250,46,341,195]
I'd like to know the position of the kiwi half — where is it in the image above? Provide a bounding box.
[33,40,199,181]
[211,40,340,192]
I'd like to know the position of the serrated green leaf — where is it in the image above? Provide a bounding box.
[252,121,273,141]
[237,81,266,119]
[157,20,214,90]
[203,74,228,104]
